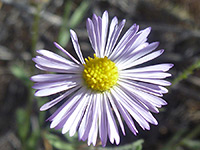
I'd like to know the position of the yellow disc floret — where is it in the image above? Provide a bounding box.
[83,54,118,92]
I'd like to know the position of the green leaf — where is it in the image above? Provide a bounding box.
[64,132,79,143]
[91,139,144,150]
[16,108,30,142]
[133,139,144,150]
[69,0,89,28]
[10,64,32,87]
[45,133,75,150]
[58,0,90,47]
[182,140,200,150]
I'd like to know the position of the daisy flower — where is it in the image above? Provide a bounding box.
[31,11,173,147]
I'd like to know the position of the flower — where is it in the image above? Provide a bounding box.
[31,11,173,147]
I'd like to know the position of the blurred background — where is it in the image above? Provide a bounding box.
[0,0,200,150]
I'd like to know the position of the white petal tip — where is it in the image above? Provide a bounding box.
[39,107,46,111]
[70,29,75,35]
[61,129,67,134]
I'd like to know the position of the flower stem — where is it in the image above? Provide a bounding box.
[31,4,42,57]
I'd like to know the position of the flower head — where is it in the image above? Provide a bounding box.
[31,11,173,146]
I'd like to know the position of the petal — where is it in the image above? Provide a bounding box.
[109,24,139,59]
[70,30,85,64]
[130,27,151,50]
[31,74,75,82]
[86,18,97,54]
[35,83,77,97]
[104,93,120,145]
[116,42,159,66]
[92,14,101,57]
[54,42,80,64]
[129,88,168,107]
[120,71,171,79]
[101,11,109,57]
[119,75,171,86]
[88,93,99,146]
[106,92,125,135]
[110,89,138,135]
[36,49,77,66]
[112,86,151,130]
[104,16,118,56]
[98,93,108,147]
[78,92,94,140]
[118,78,164,97]
[33,56,76,70]
[118,82,159,113]
[62,92,89,136]
[35,64,82,74]
[50,87,87,128]
[119,49,164,70]
[105,19,126,57]
[40,86,80,111]
[116,86,158,125]
[121,63,174,72]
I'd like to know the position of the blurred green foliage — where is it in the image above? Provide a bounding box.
[58,0,89,47]
[163,125,200,150]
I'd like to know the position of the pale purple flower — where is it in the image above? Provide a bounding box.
[31,11,173,146]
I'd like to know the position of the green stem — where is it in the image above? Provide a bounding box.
[31,4,42,57]
[58,0,72,47]
[171,58,200,86]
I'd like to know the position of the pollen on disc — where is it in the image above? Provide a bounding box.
[83,54,118,92]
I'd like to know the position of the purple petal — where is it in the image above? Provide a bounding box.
[116,42,159,66]
[86,18,98,55]
[54,42,80,64]
[109,24,139,59]
[62,92,89,136]
[79,93,94,141]
[130,27,151,50]
[121,63,174,72]
[117,85,158,125]
[120,71,171,79]
[87,94,99,146]
[35,84,77,97]
[70,30,85,64]
[98,93,108,147]
[36,49,77,66]
[119,49,165,70]
[112,86,151,130]
[118,79,163,97]
[104,93,120,145]
[31,74,73,82]
[101,11,109,57]
[106,92,125,135]
[40,86,80,111]
[110,90,138,135]
[35,64,82,74]
[104,16,118,56]
[50,87,87,128]
[105,19,126,57]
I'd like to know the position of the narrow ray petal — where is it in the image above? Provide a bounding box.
[104,93,120,144]
[40,86,80,111]
[86,18,98,54]
[106,92,125,135]
[54,42,80,64]
[101,11,109,57]
[36,49,77,66]
[70,29,85,64]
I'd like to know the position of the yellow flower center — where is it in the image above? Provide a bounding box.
[83,54,118,92]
